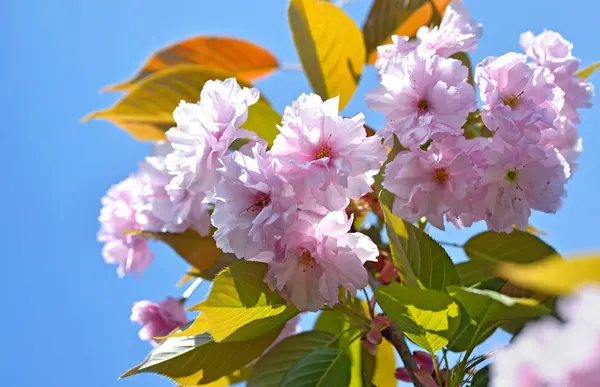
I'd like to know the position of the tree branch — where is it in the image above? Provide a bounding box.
[366,265,424,387]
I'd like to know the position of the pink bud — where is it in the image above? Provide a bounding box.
[395,367,411,382]
[372,314,392,330]
[130,297,187,346]
[413,350,435,372]
[366,328,383,346]
[380,260,399,284]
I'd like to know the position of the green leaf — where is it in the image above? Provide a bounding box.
[471,365,490,387]
[575,61,600,79]
[498,253,600,295]
[456,260,497,287]
[382,206,461,291]
[375,283,462,354]
[130,229,221,271]
[247,331,339,387]
[464,230,558,266]
[363,0,453,64]
[83,65,281,143]
[447,286,550,326]
[288,0,366,109]
[281,347,352,387]
[196,261,299,342]
[122,324,282,385]
[314,301,370,387]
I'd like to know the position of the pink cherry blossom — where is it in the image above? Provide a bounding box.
[165,78,262,196]
[491,285,600,387]
[375,35,417,75]
[541,116,583,172]
[475,52,565,145]
[130,297,187,346]
[211,143,297,260]
[416,2,482,57]
[366,52,476,148]
[270,94,387,212]
[520,30,593,121]
[97,175,153,277]
[471,138,570,233]
[265,211,378,311]
[136,142,211,235]
[383,136,482,230]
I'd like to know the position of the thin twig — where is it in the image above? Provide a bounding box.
[280,63,303,72]
[180,277,203,303]
[367,269,424,387]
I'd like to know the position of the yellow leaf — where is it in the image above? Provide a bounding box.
[82,65,281,143]
[498,253,600,295]
[575,61,600,80]
[373,339,397,387]
[104,36,278,92]
[170,314,210,338]
[363,0,453,64]
[526,224,548,236]
[129,229,220,272]
[288,0,366,109]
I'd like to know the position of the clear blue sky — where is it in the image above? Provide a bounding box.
[2,1,599,386]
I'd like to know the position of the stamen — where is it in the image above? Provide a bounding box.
[246,192,271,213]
[433,168,450,184]
[418,99,430,113]
[505,169,518,183]
[298,249,316,272]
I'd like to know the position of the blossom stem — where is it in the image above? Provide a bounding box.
[432,354,444,387]
[280,63,303,72]
[367,268,424,387]
[180,277,203,304]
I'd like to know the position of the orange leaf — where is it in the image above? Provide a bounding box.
[103,36,278,92]
[363,0,454,65]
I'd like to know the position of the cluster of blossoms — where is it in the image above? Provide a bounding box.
[491,285,600,387]
[98,78,387,313]
[367,3,592,232]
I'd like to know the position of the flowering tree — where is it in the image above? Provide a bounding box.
[85,0,600,386]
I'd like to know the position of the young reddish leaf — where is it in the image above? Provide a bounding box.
[104,36,278,92]
[82,65,281,143]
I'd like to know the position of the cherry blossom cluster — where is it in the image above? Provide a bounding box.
[491,285,600,387]
[98,78,387,311]
[366,3,593,232]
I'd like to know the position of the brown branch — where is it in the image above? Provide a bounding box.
[366,264,424,387]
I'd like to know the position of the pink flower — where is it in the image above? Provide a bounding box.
[491,285,600,387]
[366,52,476,147]
[541,116,583,172]
[471,138,570,233]
[98,175,153,277]
[475,53,565,145]
[417,2,482,57]
[383,136,482,230]
[130,297,187,346]
[211,144,297,260]
[270,94,387,211]
[520,30,593,119]
[375,35,417,75]
[265,211,378,311]
[165,78,262,196]
[136,142,211,236]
